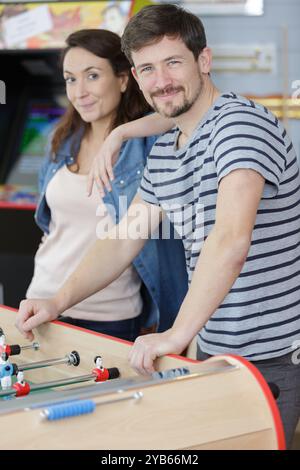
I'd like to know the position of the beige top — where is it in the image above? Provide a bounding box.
[27,165,143,321]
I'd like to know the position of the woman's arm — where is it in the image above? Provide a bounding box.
[119,113,173,140]
[16,194,163,340]
[87,114,173,196]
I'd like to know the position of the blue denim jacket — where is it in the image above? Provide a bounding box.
[35,128,188,331]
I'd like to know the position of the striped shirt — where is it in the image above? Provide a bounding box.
[138,92,300,361]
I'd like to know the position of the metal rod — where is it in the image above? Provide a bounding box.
[30,373,95,392]
[18,356,70,371]
[0,373,96,398]
[17,351,79,372]
[0,388,16,398]
[19,342,40,352]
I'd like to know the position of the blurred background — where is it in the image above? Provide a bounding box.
[0,0,299,313]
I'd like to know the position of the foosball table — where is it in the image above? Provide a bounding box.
[0,305,285,450]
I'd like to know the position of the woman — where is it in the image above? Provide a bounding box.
[26,29,188,342]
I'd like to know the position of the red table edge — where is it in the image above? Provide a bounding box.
[227,354,286,451]
[0,202,36,211]
[0,304,199,364]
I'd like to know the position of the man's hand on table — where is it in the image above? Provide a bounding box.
[129,328,187,375]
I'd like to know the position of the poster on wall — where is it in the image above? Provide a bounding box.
[0,1,133,49]
[156,0,264,16]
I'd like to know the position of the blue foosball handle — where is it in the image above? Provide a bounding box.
[42,400,96,421]
[152,367,190,380]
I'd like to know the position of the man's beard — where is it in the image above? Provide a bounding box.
[150,75,204,118]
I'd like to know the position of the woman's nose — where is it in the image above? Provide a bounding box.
[74,78,88,98]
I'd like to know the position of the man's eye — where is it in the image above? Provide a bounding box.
[88,73,99,80]
[141,66,153,74]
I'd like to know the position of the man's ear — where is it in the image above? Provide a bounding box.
[119,73,129,93]
[198,47,212,74]
[131,66,143,90]
[131,66,140,85]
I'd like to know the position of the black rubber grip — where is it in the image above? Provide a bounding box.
[71,350,80,366]
[108,367,120,380]
[10,345,21,356]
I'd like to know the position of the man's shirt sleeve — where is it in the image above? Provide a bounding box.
[211,107,286,198]
[138,163,160,206]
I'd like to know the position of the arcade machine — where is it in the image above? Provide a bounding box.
[0,0,133,307]
[0,47,65,308]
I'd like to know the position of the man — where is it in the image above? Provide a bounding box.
[16,4,300,447]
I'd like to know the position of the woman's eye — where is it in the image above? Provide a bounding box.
[64,76,75,84]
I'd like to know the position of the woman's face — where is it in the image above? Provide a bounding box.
[63,47,128,124]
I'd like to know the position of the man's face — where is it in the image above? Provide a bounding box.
[132,36,205,118]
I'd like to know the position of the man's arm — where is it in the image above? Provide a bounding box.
[16,194,163,340]
[128,169,265,374]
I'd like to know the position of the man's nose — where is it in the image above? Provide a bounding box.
[154,66,173,89]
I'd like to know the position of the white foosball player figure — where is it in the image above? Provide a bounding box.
[0,332,6,353]
[0,352,12,390]
[16,371,25,386]
[94,355,104,371]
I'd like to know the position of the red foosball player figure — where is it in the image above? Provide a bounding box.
[92,356,120,382]
[13,371,31,397]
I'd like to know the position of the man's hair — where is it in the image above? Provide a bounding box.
[121,3,207,65]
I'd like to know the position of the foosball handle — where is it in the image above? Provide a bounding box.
[41,400,96,421]
[41,391,143,421]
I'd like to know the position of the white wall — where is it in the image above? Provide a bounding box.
[200,0,300,156]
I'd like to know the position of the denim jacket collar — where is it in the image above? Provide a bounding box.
[54,125,85,165]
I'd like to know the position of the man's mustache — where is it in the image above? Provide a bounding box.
[150,86,184,98]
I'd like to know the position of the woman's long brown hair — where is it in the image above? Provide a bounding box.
[51,29,151,158]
